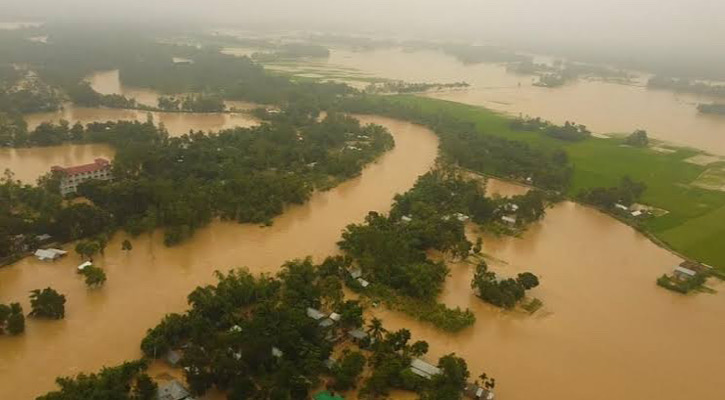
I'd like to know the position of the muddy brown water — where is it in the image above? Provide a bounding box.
[21,70,259,140]
[2,118,725,399]
[368,179,725,400]
[0,116,439,399]
[324,48,725,155]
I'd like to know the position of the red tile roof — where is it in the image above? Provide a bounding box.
[51,158,110,176]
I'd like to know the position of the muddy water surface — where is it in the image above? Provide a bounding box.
[370,179,725,400]
[325,48,725,155]
[0,143,115,184]
[0,116,438,399]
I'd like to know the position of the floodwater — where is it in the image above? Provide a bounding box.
[0,143,115,184]
[0,116,439,399]
[24,105,259,138]
[21,70,260,137]
[370,178,725,400]
[324,48,725,155]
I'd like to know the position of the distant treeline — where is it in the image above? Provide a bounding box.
[697,103,725,115]
[364,81,470,94]
[648,76,725,97]
[510,116,592,141]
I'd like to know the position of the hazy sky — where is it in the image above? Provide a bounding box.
[3,0,723,53]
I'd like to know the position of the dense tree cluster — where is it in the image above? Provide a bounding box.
[471,262,540,309]
[510,116,591,141]
[1,113,393,258]
[625,129,649,147]
[0,302,25,335]
[339,96,573,191]
[29,287,66,319]
[157,94,225,112]
[37,360,157,400]
[80,265,107,287]
[140,258,358,398]
[66,81,142,109]
[577,176,647,209]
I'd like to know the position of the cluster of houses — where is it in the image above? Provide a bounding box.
[614,203,648,218]
[348,268,370,288]
[409,358,495,400]
[672,260,712,281]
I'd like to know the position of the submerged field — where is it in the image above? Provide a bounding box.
[367,95,725,268]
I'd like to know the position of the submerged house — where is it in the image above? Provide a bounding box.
[157,380,195,400]
[410,358,441,379]
[306,307,326,321]
[464,383,495,400]
[501,215,517,225]
[34,248,67,261]
[77,261,92,272]
[673,266,697,280]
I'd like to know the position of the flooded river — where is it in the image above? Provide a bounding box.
[22,70,259,138]
[370,178,725,400]
[0,116,439,399]
[323,48,725,155]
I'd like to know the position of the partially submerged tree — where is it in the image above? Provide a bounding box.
[29,287,66,319]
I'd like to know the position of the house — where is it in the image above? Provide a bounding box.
[171,57,194,65]
[319,318,335,328]
[506,203,520,212]
[323,357,336,369]
[348,328,368,342]
[454,212,470,222]
[329,312,341,322]
[165,350,182,367]
[679,260,712,273]
[229,324,242,333]
[348,268,363,279]
[673,266,697,280]
[35,234,52,243]
[34,248,67,261]
[51,158,112,196]
[464,383,495,400]
[631,210,643,217]
[306,307,326,320]
[271,347,284,358]
[157,380,195,400]
[614,203,629,211]
[357,278,370,288]
[401,215,412,223]
[77,261,92,272]
[501,216,517,225]
[410,358,441,379]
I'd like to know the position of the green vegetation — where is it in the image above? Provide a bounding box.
[1,113,393,261]
[656,273,707,294]
[157,94,225,112]
[0,302,25,335]
[133,257,484,399]
[338,169,547,330]
[577,176,647,209]
[510,116,591,142]
[252,43,331,62]
[339,94,725,269]
[29,287,66,319]
[80,265,107,288]
[471,262,540,309]
[37,360,157,400]
[625,129,649,147]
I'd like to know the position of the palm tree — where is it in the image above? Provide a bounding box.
[366,317,386,342]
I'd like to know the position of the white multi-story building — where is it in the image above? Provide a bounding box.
[51,158,112,196]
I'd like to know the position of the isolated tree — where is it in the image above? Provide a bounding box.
[75,240,100,260]
[82,265,107,288]
[517,272,540,290]
[29,287,66,319]
[6,303,25,335]
[121,239,133,252]
[625,129,649,147]
[473,237,483,254]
